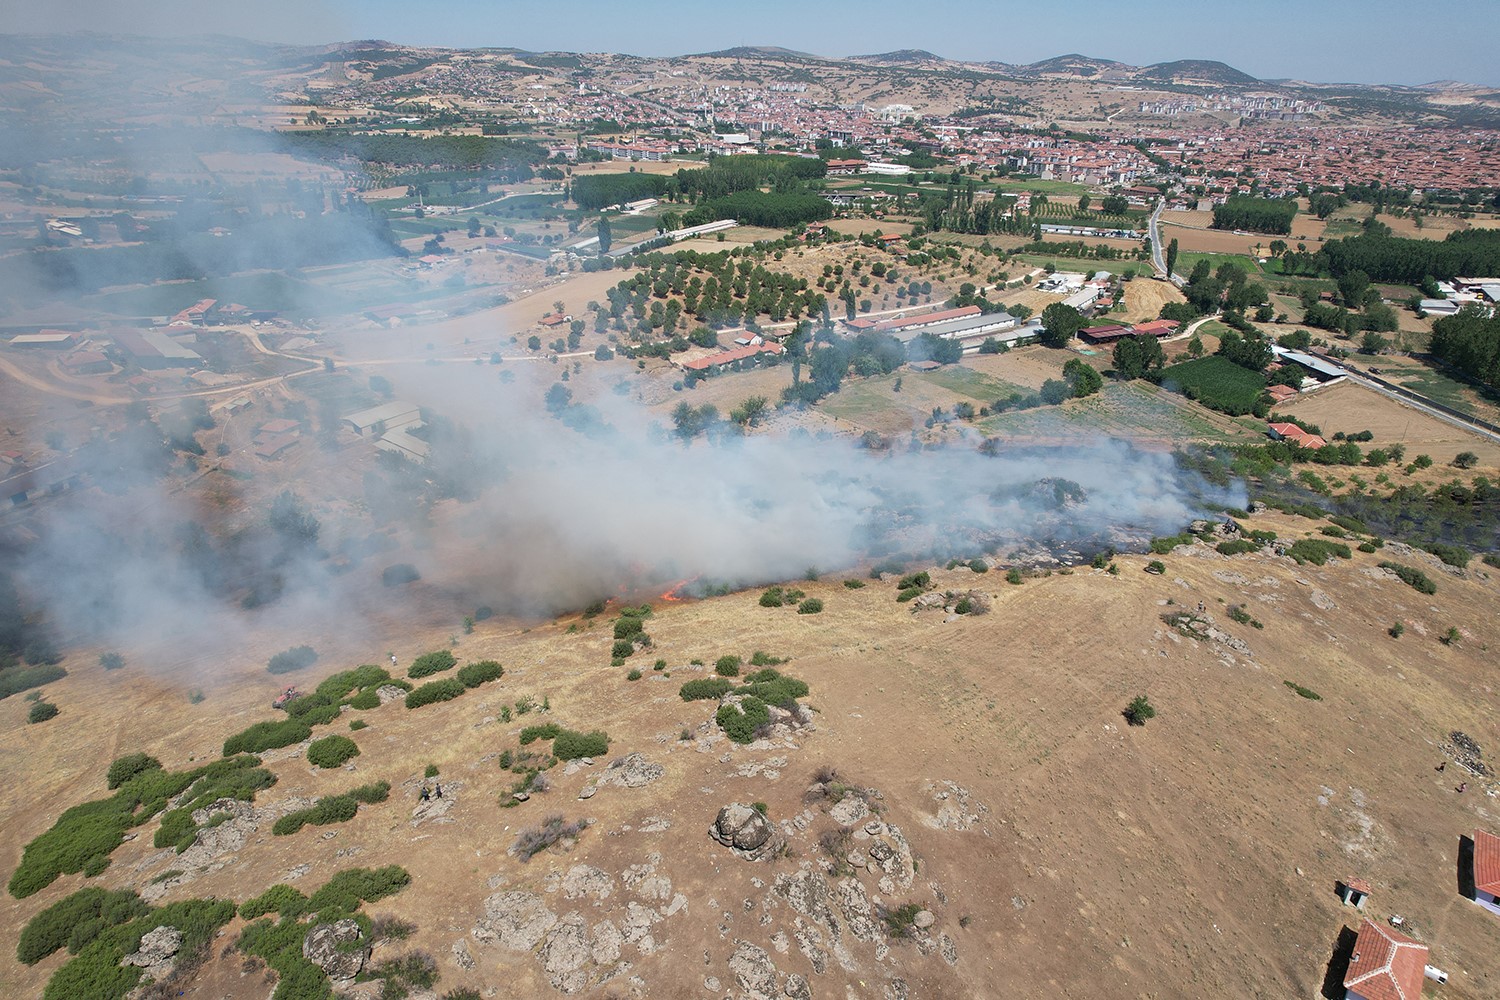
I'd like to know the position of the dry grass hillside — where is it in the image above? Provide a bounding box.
[2,509,1498,999]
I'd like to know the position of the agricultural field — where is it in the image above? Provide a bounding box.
[1279,381,1500,466]
[970,378,1254,444]
[1160,355,1267,415]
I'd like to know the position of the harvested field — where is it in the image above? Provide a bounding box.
[1118,277,1186,324]
[1280,380,1500,466]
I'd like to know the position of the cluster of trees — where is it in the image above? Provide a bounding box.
[1112,334,1167,381]
[681,190,833,229]
[1429,307,1500,389]
[922,181,1035,236]
[1019,239,1143,261]
[571,172,670,211]
[282,132,545,177]
[1322,229,1500,284]
[1161,259,1268,321]
[604,250,829,337]
[673,154,826,201]
[1211,196,1297,235]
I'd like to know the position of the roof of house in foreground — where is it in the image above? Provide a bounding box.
[1342,918,1428,1000]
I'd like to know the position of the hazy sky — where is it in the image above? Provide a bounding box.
[3,0,1495,87]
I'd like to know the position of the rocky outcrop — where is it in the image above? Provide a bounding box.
[473,892,558,951]
[123,925,181,983]
[711,803,785,861]
[599,753,664,788]
[302,919,367,982]
[728,940,779,1000]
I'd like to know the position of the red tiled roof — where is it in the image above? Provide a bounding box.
[873,306,980,332]
[1343,919,1428,1000]
[680,342,783,371]
[1475,829,1500,895]
[1133,319,1180,335]
[1345,877,1372,895]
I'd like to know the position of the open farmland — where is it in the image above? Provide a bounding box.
[972,379,1254,444]
[1161,355,1268,415]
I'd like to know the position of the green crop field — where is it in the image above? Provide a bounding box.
[972,380,1243,442]
[1161,355,1267,415]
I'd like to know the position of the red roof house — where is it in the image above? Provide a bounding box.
[1342,919,1428,1000]
[1474,829,1500,915]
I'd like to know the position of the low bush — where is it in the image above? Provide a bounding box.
[382,563,420,586]
[1006,568,1023,585]
[1286,538,1351,566]
[611,639,636,659]
[968,559,989,573]
[742,670,810,705]
[1145,560,1166,575]
[1149,534,1192,554]
[267,645,318,675]
[456,660,503,688]
[40,896,235,1000]
[272,795,359,836]
[0,663,67,699]
[1423,542,1471,568]
[896,571,930,591]
[223,718,313,757]
[759,587,786,607]
[99,652,125,671]
[405,678,466,709]
[314,664,397,702]
[896,586,922,602]
[28,700,59,723]
[408,650,457,679]
[239,884,308,921]
[552,729,609,760]
[1216,539,1258,556]
[1283,680,1322,700]
[613,617,644,640]
[106,753,162,790]
[679,678,733,701]
[750,651,786,666]
[17,887,149,964]
[797,598,824,614]
[513,815,587,861]
[1124,695,1156,726]
[520,723,561,745]
[1379,561,1437,594]
[348,690,381,710]
[843,579,866,589]
[626,669,642,681]
[307,735,360,769]
[349,719,368,731]
[716,697,770,743]
[1389,621,1406,638]
[881,902,924,939]
[715,655,742,677]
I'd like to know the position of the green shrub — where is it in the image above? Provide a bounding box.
[896,586,922,602]
[349,719,368,731]
[1423,542,1471,568]
[680,678,733,701]
[797,598,824,614]
[41,896,235,1000]
[405,678,466,709]
[223,718,313,756]
[239,884,308,920]
[1283,680,1322,700]
[968,559,990,573]
[383,563,420,585]
[1145,560,1166,575]
[626,669,642,681]
[99,652,125,671]
[1378,561,1437,594]
[520,723,561,744]
[1150,534,1193,554]
[457,660,504,688]
[716,697,770,743]
[0,663,67,699]
[1006,567,1023,585]
[267,645,318,675]
[896,571,930,590]
[552,729,610,760]
[408,650,458,679]
[1484,553,1500,569]
[613,617,644,640]
[106,753,162,790]
[882,902,924,939]
[17,887,149,964]
[314,664,397,702]
[759,587,786,607]
[305,865,411,913]
[1388,621,1405,638]
[1216,539,1257,556]
[843,579,866,589]
[1286,538,1352,566]
[1124,695,1156,726]
[749,651,786,666]
[742,670,810,705]
[1442,627,1461,646]
[272,795,360,836]
[1357,542,1378,553]
[307,735,360,769]
[611,639,636,659]
[349,690,380,710]
[715,655,742,677]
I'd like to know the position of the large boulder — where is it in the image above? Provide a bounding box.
[600,752,664,788]
[302,919,367,982]
[710,803,784,861]
[123,925,181,982]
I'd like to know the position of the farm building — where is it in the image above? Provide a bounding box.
[111,329,203,369]
[60,350,111,375]
[1271,346,1347,385]
[870,306,981,335]
[1267,422,1327,449]
[1338,877,1371,909]
[1474,829,1500,916]
[375,425,431,463]
[1341,918,1427,1000]
[1079,324,1131,345]
[253,432,300,460]
[679,342,783,373]
[343,401,421,436]
[8,331,78,349]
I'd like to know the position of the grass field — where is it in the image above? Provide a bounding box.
[1160,355,1266,415]
[992,177,1091,197]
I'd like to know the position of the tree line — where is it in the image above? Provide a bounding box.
[1211,196,1297,235]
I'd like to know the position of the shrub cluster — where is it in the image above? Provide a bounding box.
[17,887,150,964]
[29,700,59,723]
[272,795,358,836]
[307,735,360,769]
[1286,538,1352,566]
[552,729,609,760]
[0,663,67,699]
[408,650,457,679]
[267,645,318,675]
[679,678,733,701]
[405,678,466,709]
[1216,539,1258,556]
[1379,561,1437,594]
[106,753,162,790]
[741,669,810,705]
[223,718,313,756]
[1283,680,1322,700]
[239,884,308,921]
[797,598,824,614]
[759,585,806,607]
[715,655,742,677]
[520,723,561,744]
[457,659,503,687]
[716,697,771,743]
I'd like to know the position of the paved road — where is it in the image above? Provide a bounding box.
[1147,200,1185,287]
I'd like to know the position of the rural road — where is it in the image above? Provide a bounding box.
[1148,201,1185,287]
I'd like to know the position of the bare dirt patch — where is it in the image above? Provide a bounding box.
[1279,380,1500,466]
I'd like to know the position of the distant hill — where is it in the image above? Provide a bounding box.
[1018,53,1131,78]
[1138,59,1258,86]
[691,45,826,62]
[851,49,945,64]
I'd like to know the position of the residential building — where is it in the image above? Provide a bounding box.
[1341,919,1427,1000]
